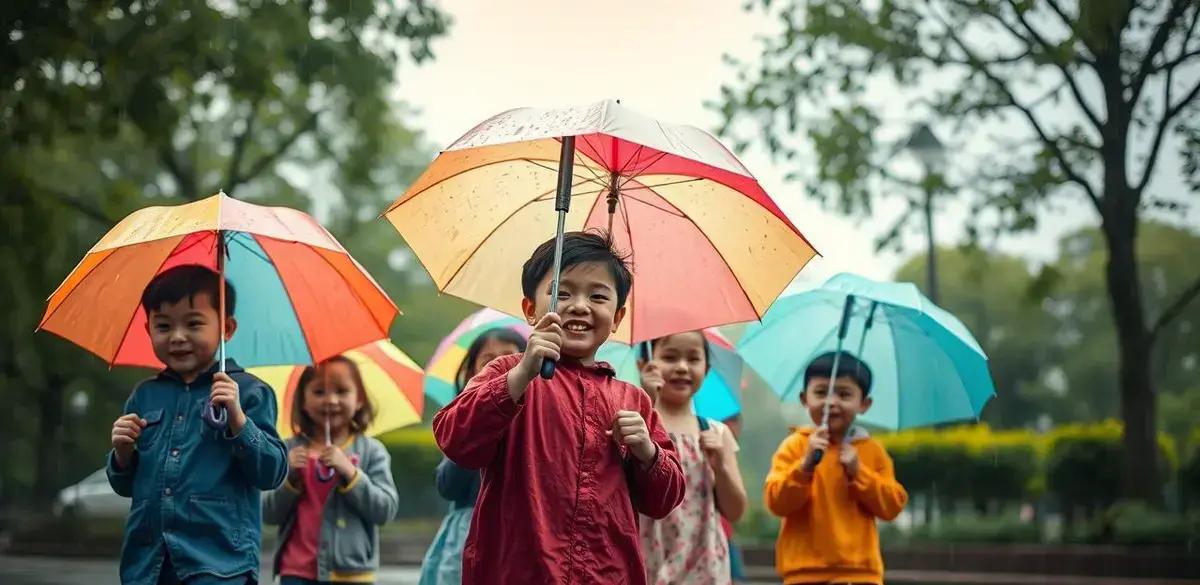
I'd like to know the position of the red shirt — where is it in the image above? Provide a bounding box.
[279,450,358,579]
[433,354,686,585]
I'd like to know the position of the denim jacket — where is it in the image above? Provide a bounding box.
[106,359,288,585]
[263,434,399,581]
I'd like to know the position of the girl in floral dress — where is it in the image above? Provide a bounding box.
[639,331,748,584]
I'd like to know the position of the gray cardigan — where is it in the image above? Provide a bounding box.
[263,435,399,580]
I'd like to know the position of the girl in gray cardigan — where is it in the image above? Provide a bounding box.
[264,356,399,585]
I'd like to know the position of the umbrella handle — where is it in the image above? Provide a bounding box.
[201,401,228,430]
[810,295,856,466]
[317,404,337,482]
[316,463,337,482]
[539,135,577,381]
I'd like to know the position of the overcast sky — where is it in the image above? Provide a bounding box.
[391,1,1196,291]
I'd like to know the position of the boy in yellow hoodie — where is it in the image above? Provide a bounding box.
[765,352,908,584]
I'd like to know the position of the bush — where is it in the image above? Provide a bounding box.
[1182,428,1200,510]
[905,514,1041,544]
[379,426,447,520]
[879,425,1039,509]
[1075,501,1200,546]
[1046,420,1177,517]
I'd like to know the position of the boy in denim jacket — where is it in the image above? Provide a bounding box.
[107,265,288,584]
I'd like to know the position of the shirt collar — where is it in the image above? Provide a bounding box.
[158,358,243,383]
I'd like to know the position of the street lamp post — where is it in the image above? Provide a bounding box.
[901,123,946,304]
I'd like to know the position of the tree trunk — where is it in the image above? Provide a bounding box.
[1102,211,1160,504]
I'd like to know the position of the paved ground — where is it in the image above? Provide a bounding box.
[0,555,422,585]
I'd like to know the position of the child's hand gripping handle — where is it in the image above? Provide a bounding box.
[541,135,577,379]
[810,294,856,466]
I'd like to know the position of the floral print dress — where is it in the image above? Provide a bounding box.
[639,419,736,584]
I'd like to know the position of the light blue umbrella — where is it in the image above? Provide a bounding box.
[597,328,743,421]
[736,272,995,431]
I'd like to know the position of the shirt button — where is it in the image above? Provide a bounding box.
[170,448,180,457]
[164,488,172,496]
[175,414,184,422]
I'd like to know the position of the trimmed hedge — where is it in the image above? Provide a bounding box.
[877,421,1182,519]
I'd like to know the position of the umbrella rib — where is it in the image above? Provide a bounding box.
[389,157,565,213]
[164,230,217,261]
[227,232,274,265]
[626,190,762,321]
[613,142,649,182]
[618,150,669,187]
[440,177,595,292]
[617,191,687,218]
[523,158,610,191]
[619,187,639,341]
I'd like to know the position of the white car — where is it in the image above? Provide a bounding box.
[55,468,128,519]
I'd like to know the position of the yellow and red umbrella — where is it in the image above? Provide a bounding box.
[39,193,399,426]
[250,339,424,439]
[385,100,817,345]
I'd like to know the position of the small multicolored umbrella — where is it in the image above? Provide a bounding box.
[250,339,424,440]
[597,328,743,421]
[423,308,532,406]
[38,192,399,428]
[385,100,817,351]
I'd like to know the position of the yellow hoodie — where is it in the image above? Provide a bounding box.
[764,427,908,584]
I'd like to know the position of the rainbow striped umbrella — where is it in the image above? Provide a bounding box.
[423,308,532,406]
[385,100,817,344]
[250,339,424,439]
[39,193,397,370]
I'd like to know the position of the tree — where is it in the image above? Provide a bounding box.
[0,0,449,508]
[1042,223,1200,427]
[716,0,1200,503]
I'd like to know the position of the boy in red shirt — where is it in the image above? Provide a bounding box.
[433,231,686,584]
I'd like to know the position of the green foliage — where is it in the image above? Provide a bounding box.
[0,0,451,508]
[379,427,446,520]
[716,0,1200,503]
[1044,421,1176,515]
[1180,430,1200,509]
[895,246,1062,428]
[880,425,1039,506]
[907,515,1042,545]
[1076,501,1200,547]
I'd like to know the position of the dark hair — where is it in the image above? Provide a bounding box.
[638,331,711,373]
[803,351,873,397]
[521,230,633,309]
[141,264,236,317]
[455,327,528,394]
[292,355,376,439]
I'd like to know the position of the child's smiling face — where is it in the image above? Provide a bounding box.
[802,375,872,436]
[146,291,234,382]
[301,361,362,437]
[523,261,626,363]
[652,332,708,408]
